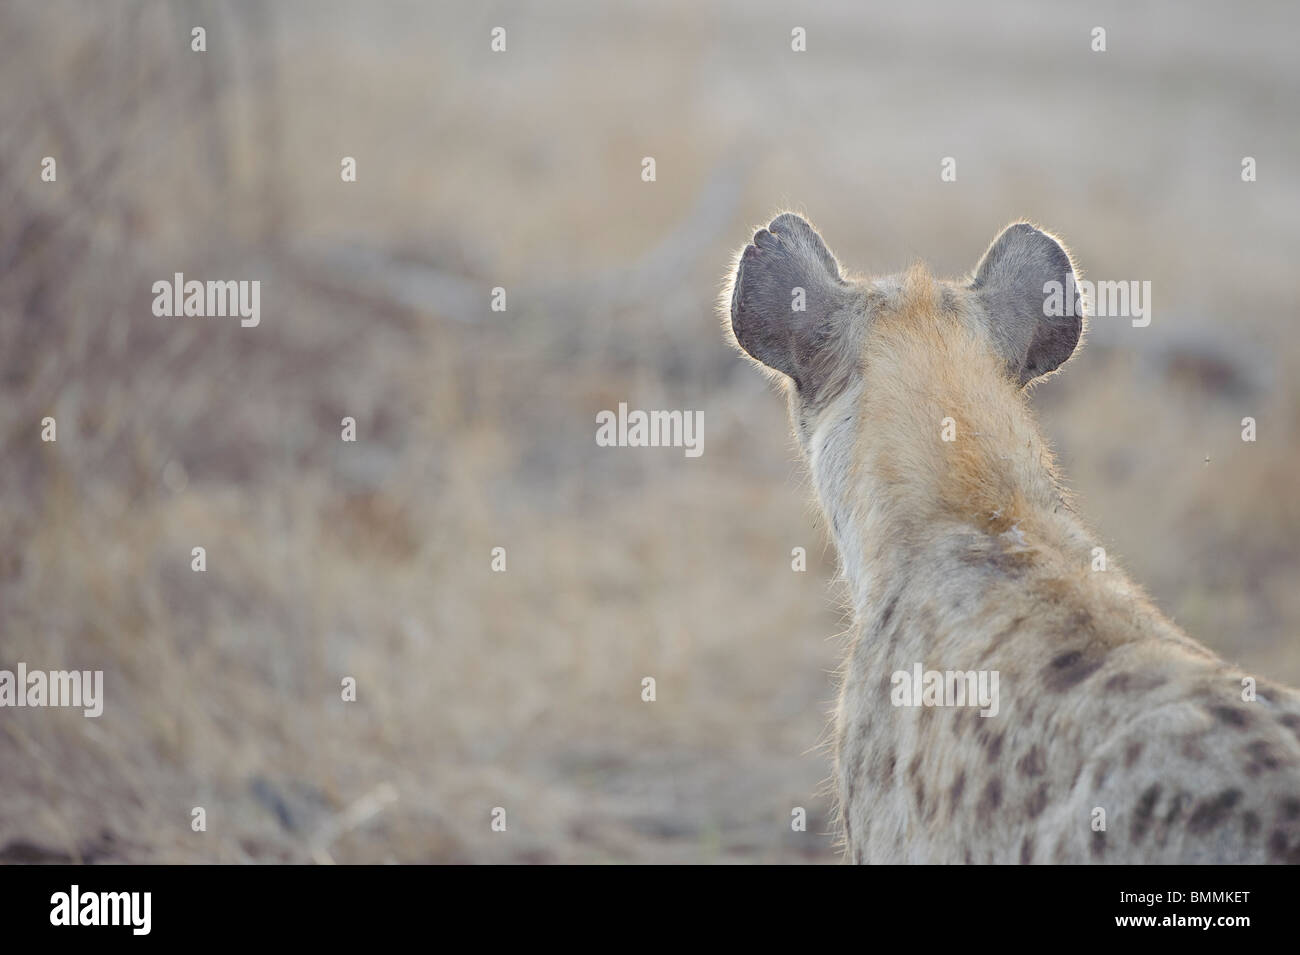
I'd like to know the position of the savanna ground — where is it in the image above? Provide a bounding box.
[1,0,1297,863]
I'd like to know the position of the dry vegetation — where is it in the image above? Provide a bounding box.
[1,0,1297,863]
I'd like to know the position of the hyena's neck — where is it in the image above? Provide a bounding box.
[808,313,1094,622]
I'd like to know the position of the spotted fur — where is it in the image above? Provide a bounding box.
[723,213,1300,863]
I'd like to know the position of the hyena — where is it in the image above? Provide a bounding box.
[724,213,1300,863]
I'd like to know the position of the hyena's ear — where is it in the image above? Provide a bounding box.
[969,222,1084,387]
[728,213,856,394]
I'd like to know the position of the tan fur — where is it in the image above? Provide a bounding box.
[726,219,1300,864]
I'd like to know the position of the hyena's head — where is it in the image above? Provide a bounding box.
[724,213,1084,456]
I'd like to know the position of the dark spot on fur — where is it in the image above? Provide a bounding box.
[878,594,899,633]
[1092,759,1112,791]
[1281,798,1300,821]
[1090,829,1106,858]
[964,847,973,864]
[884,750,896,786]
[1187,789,1242,834]
[1123,741,1144,769]
[1163,793,1187,825]
[1280,713,1300,742]
[1044,649,1103,691]
[978,779,1003,820]
[908,753,922,782]
[1017,745,1045,777]
[1243,811,1261,837]
[1026,783,1049,818]
[1019,835,1034,865]
[1104,672,1166,693]
[1132,785,1161,843]
[1268,829,1288,860]
[914,780,926,813]
[1209,705,1250,729]
[1256,680,1285,700]
[986,731,1005,760]
[966,546,1037,578]
[1158,793,1188,846]
[951,770,966,807]
[1243,739,1282,776]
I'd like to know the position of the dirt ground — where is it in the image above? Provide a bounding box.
[2,0,1298,863]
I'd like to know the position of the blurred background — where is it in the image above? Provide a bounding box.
[1,0,1297,863]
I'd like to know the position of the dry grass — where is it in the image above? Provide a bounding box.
[1,0,1298,863]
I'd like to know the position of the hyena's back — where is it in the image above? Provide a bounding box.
[837,562,1300,864]
[724,211,1300,864]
